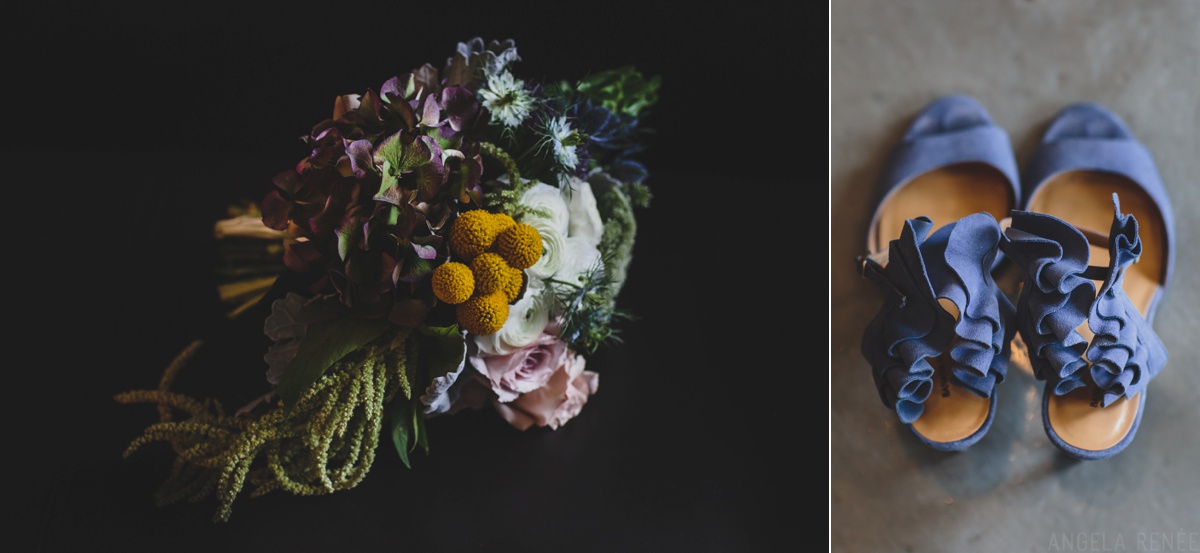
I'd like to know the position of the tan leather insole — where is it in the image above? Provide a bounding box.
[1028,171,1165,452]
[911,352,992,444]
[869,162,1012,255]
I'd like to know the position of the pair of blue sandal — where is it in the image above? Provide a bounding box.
[858,95,1174,460]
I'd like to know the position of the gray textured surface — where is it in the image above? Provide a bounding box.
[831,1,1200,552]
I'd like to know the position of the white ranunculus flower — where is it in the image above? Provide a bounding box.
[519,182,570,281]
[526,217,566,280]
[554,236,603,287]
[473,277,552,357]
[561,176,604,248]
[520,182,570,235]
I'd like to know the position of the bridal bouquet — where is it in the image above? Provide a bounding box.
[116,38,658,522]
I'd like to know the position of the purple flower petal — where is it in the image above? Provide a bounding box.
[411,242,438,260]
[346,139,376,179]
[439,86,480,132]
[420,95,442,128]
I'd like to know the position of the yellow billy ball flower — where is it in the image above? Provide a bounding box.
[457,291,510,335]
[449,209,498,260]
[500,265,524,303]
[431,261,474,304]
[471,252,511,295]
[492,212,516,233]
[494,223,543,270]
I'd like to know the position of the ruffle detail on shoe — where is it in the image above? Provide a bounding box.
[999,209,1095,391]
[860,215,1013,423]
[1083,195,1167,406]
[922,213,1014,397]
[1000,194,1167,406]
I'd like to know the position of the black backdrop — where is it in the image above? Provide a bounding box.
[11,3,819,551]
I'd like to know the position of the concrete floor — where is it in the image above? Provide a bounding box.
[831,1,1200,552]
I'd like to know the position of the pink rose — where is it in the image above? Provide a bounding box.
[493,348,599,430]
[469,332,567,402]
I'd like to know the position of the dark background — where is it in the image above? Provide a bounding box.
[11,3,817,551]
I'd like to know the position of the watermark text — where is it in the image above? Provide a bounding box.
[1046,531,1199,552]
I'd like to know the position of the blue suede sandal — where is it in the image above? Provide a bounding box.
[858,94,1020,451]
[999,102,1174,461]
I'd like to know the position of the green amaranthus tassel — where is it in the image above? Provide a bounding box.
[478,141,547,220]
[593,173,638,296]
[115,329,414,522]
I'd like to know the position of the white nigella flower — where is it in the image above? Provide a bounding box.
[479,70,534,128]
[546,115,580,171]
